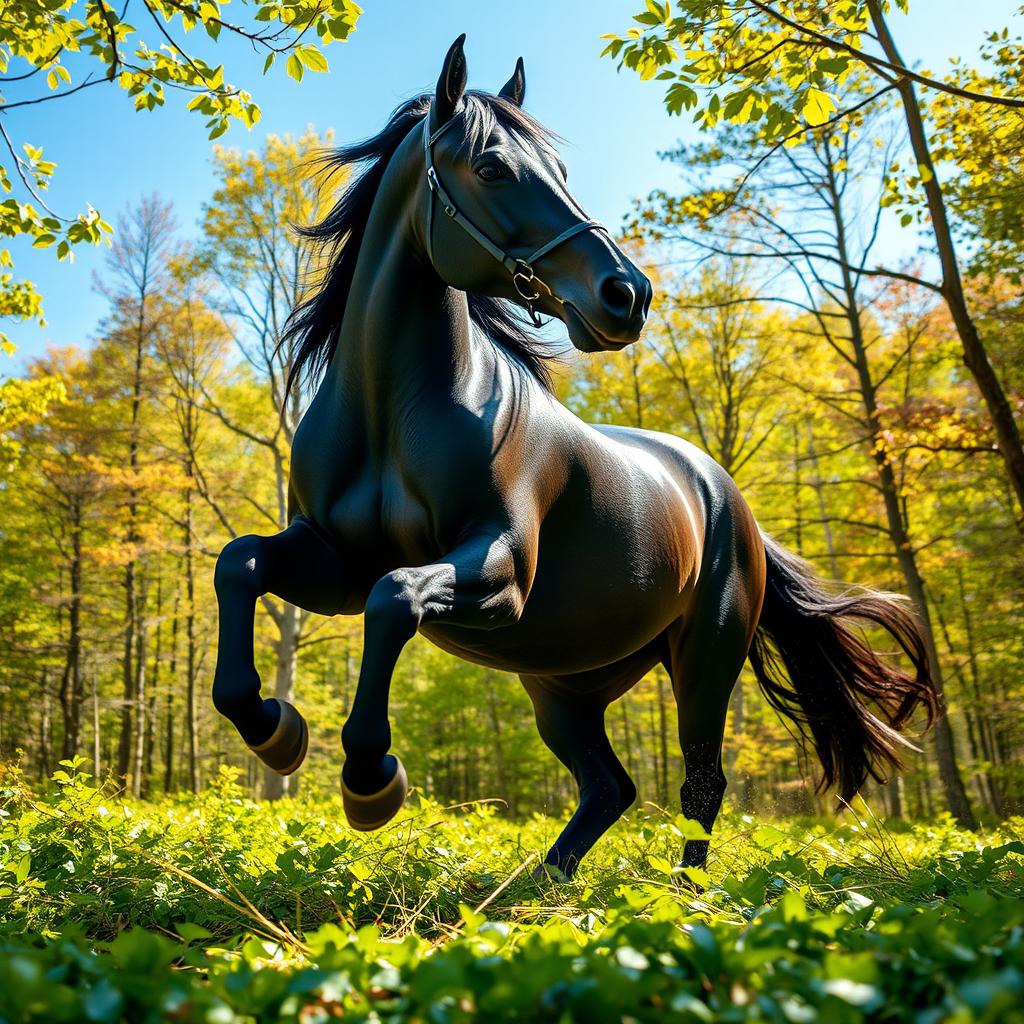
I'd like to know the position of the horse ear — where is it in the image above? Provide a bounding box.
[498,57,525,107]
[433,34,468,126]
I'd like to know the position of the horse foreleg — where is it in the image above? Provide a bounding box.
[521,678,636,879]
[213,518,349,775]
[341,532,526,830]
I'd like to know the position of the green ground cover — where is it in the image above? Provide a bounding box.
[1,760,1022,1022]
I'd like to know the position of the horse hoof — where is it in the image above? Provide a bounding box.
[530,863,571,885]
[341,756,408,831]
[248,699,308,776]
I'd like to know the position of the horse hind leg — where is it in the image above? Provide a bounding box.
[521,643,663,877]
[664,591,760,870]
[521,677,636,879]
[213,518,349,776]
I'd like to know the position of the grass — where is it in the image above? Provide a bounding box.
[1,758,1023,1022]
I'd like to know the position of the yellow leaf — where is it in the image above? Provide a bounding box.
[803,87,836,127]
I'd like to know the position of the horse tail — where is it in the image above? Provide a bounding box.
[748,531,939,802]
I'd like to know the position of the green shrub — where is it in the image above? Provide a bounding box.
[1,760,1023,1022]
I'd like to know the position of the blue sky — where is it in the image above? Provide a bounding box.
[6,0,1020,367]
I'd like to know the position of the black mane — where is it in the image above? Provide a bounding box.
[282,92,563,396]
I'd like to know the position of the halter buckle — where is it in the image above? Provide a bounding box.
[512,261,541,303]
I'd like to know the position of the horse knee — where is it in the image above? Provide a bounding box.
[581,770,636,821]
[616,774,638,815]
[363,573,421,642]
[215,535,265,597]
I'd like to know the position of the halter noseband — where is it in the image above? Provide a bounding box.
[423,109,603,326]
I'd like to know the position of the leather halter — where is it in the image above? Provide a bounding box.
[423,110,603,326]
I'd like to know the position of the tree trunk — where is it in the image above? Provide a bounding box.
[118,256,150,786]
[868,0,1024,526]
[725,680,754,812]
[185,486,199,794]
[806,422,840,579]
[825,151,976,829]
[59,504,84,760]
[655,670,670,807]
[92,676,101,781]
[118,562,137,782]
[873,458,975,829]
[955,567,1007,816]
[263,601,300,800]
[164,587,180,793]
[485,676,512,814]
[38,674,51,781]
[792,423,803,553]
[935,599,1003,818]
[619,698,636,785]
[883,775,905,819]
[131,573,148,796]
[142,576,161,796]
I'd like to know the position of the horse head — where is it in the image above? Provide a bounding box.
[421,35,653,353]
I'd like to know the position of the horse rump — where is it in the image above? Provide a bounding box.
[748,532,940,802]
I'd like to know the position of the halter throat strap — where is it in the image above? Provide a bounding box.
[422,111,602,323]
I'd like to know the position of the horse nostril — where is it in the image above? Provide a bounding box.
[599,275,636,319]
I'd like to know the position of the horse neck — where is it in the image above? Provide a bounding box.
[327,126,472,418]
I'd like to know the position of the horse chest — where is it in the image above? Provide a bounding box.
[305,460,433,571]
[290,382,510,574]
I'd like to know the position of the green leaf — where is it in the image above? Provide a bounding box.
[14,854,31,882]
[296,44,328,73]
[816,57,850,76]
[286,53,304,82]
[174,922,214,941]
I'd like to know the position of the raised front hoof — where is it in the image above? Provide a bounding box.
[341,756,408,831]
[248,699,308,776]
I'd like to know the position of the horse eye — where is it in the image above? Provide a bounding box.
[476,163,503,182]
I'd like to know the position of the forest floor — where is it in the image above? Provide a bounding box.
[1,760,1022,1023]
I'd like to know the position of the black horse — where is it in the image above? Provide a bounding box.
[212,37,938,877]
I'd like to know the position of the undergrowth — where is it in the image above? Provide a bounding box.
[1,759,1022,1022]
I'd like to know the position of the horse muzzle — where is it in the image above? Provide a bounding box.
[563,270,652,352]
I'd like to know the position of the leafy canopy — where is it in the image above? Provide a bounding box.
[0,0,362,353]
[601,2,1021,134]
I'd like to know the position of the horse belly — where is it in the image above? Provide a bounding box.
[422,490,701,678]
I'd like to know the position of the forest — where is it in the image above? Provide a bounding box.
[1,1,1023,1021]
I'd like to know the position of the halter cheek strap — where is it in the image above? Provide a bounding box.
[423,111,603,326]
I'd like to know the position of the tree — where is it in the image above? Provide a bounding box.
[16,350,115,760]
[603,0,1024,526]
[0,0,362,351]
[97,197,176,794]
[927,26,1024,284]
[0,372,65,469]
[151,254,230,791]
[626,90,981,824]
